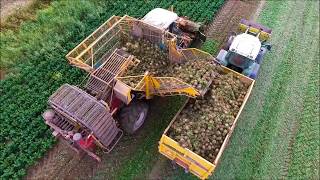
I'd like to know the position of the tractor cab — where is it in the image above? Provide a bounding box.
[224,33,261,72]
[142,8,206,48]
[217,19,272,79]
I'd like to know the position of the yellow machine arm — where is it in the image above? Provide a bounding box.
[117,72,200,99]
[143,75,199,99]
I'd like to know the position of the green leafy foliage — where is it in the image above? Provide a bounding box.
[200,39,220,55]
[0,0,225,179]
[1,0,225,69]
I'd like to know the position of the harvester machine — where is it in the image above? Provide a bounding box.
[42,9,215,161]
[142,8,206,48]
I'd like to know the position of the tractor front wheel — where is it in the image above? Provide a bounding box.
[119,100,149,135]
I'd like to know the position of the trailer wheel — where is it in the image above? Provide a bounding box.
[119,101,149,135]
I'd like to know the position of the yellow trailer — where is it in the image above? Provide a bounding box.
[158,67,255,179]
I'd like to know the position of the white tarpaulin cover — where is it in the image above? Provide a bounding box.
[142,8,178,30]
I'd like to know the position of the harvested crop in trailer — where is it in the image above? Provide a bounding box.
[170,60,217,92]
[120,36,215,92]
[168,73,249,162]
[120,36,169,76]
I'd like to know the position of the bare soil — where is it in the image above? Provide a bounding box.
[26,98,173,180]
[26,131,145,180]
[0,69,6,79]
[0,0,32,21]
[250,0,266,21]
[206,0,264,50]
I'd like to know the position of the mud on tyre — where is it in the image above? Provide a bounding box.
[119,100,149,134]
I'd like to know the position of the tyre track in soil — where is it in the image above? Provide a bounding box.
[250,0,265,21]
[92,134,149,180]
[205,0,261,50]
[205,0,239,41]
[25,141,75,180]
[26,134,147,180]
[259,1,319,178]
[26,98,173,180]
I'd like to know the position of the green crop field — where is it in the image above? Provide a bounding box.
[214,0,319,179]
[0,0,319,179]
[0,0,224,179]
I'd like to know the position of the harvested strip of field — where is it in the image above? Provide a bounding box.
[206,0,261,45]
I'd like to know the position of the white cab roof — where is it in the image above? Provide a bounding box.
[230,33,261,60]
[142,8,178,30]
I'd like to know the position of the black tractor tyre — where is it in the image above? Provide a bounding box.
[197,31,207,42]
[119,100,149,135]
[223,35,235,51]
[255,47,267,64]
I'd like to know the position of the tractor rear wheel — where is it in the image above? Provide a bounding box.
[223,35,235,51]
[119,100,149,135]
[197,31,206,42]
[255,47,267,64]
